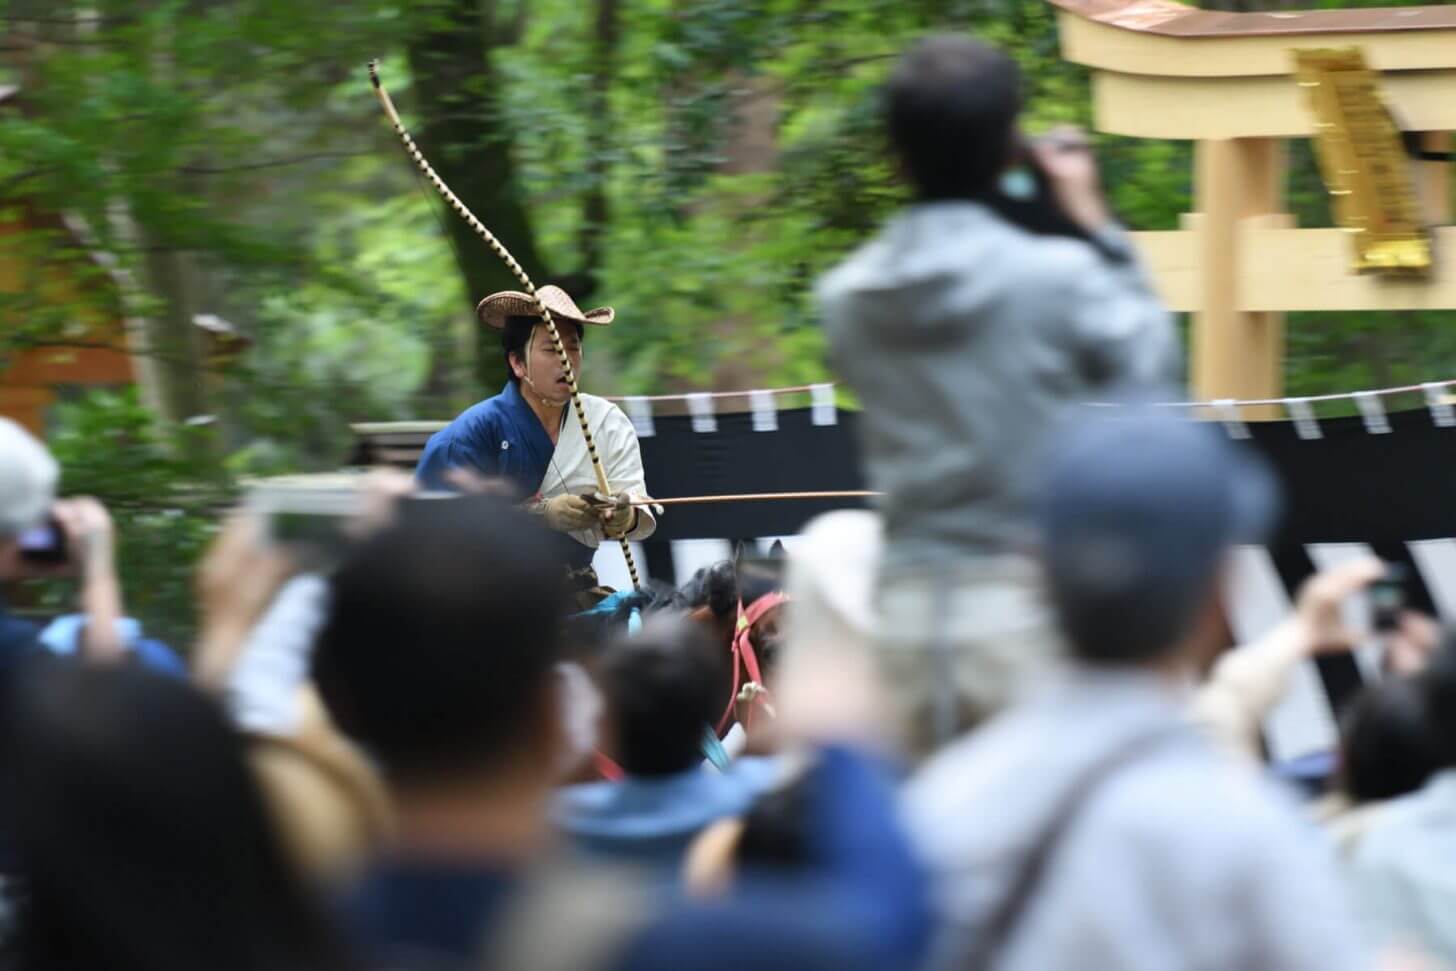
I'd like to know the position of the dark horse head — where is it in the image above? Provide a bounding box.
[567,542,789,740]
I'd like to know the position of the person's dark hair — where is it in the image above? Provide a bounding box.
[313,496,569,781]
[1421,631,1456,769]
[1,663,350,971]
[675,561,739,619]
[885,34,1022,200]
[1339,673,1442,804]
[501,315,585,383]
[1047,567,1214,666]
[599,618,726,777]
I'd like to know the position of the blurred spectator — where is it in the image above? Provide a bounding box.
[1187,568,1445,859]
[314,496,929,971]
[1,663,351,971]
[1189,557,1385,764]
[1300,671,1444,865]
[904,412,1368,971]
[191,510,393,883]
[1346,638,1456,962]
[684,768,818,896]
[817,36,1179,757]
[1340,673,1442,806]
[553,618,780,867]
[687,510,883,895]
[780,511,881,664]
[0,418,124,663]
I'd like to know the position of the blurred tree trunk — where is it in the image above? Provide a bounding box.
[708,74,782,392]
[576,0,620,300]
[406,0,549,393]
[91,1,213,434]
[103,164,210,430]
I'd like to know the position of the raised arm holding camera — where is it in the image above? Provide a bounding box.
[0,419,124,665]
[816,35,1180,758]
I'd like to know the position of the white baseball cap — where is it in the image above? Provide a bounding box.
[0,418,58,539]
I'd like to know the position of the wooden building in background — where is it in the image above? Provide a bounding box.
[0,202,136,435]
[0,82,135,435]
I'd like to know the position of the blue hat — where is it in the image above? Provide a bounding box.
[1038,409,1279,657]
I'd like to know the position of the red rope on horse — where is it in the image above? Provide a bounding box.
[717,591,789,735]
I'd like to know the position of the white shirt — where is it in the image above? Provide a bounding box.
[539,392,657,549]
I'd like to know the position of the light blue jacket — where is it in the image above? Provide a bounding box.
[553,757,782,866]
[1348,769,1456,961]
[904,666,1369,971]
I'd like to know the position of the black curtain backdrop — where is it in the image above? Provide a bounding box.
[640,405,1456,545]
[639,407,869,540]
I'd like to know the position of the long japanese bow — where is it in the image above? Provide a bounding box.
[368,61,641,590]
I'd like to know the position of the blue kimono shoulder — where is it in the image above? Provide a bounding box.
[415,382,557,498]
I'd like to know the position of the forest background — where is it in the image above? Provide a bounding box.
[0,0,1446,642]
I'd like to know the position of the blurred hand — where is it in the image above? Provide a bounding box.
[344,469,418,540]
[194,513,297,685]
[49,497,116,579]
[1292,556,1385,654]
[1385,610,1440,676]
[445,467,518,498]
[535,494,597,532]
[1027,126,1112,235]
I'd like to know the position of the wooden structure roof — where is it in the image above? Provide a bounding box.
[1048,0,1456,39]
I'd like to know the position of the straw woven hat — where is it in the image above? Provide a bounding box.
[476,284,615,330]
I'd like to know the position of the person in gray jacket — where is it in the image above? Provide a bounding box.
[904,412,1372,971]
[816,35,1179,758]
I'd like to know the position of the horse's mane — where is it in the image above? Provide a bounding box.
[675,560,739,618]
[564,583,679,657]
[568,549,787,657]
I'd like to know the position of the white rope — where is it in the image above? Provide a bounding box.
[603,377,1456,413]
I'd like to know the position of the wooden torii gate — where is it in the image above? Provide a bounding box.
[1048,0,1456,409]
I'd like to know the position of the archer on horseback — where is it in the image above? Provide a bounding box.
[414,285,659,603]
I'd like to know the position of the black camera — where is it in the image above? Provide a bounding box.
[17,515,67,566]
[1370,564,1409,634]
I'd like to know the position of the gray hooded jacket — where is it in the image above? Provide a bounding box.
[903,667,1370,971]
[817,202,1179,577]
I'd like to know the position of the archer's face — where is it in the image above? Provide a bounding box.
[514,325,583,392]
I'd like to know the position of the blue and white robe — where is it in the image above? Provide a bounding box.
[415,381,656,569]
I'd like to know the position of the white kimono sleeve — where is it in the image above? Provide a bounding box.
[599,403,657,541]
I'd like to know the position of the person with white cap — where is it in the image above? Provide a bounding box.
[415,285,656,583]
[0,418,123,663]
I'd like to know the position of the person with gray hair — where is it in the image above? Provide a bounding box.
[0,418,124,663]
